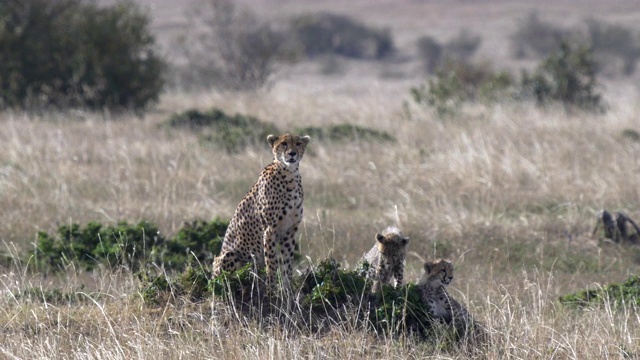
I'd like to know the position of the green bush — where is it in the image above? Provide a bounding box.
[411,61,513,118]
[559,275,640,308]
[161,219,227,270]
[0,0,165,111]
[141,257,437,339]
[294,124,395,143]
[166,108,280,152]
[412,42,603,116]
[139,264,212,305]
[30,218,229,273]
[291,12,394,60]
[32,221,162,271]
[411,71,465,118]
[519,42,604,112]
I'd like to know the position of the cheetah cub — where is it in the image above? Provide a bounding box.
[418,259,486,342]
[358,226,409,293]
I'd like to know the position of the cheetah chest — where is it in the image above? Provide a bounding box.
[278,187,303,232]
[426,289,451,318]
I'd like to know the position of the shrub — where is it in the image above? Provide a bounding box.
[175,0,292,90]
[166,107,280,152]
[559,274,640,308]
[32,221,163,271]
[519,42,605,112]
[294,124,395,143]
[510,12,571,59]
[161,219,227,270]
[139,265,212,305]
[411,61,513,117]
[0,0,165,111]
[411,71,465,118]
[290,12,394,60]
[141,257,438,339]
[30,218,229,273]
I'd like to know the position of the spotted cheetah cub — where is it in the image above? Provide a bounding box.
[358,226,409,293]
[418,259,486,342]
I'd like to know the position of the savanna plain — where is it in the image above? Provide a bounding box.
[1,0,640,358]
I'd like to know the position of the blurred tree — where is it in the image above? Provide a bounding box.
[0,0,165,111]
[175,0,292,90]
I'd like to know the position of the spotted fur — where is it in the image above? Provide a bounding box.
[212,133,310,288]
[418,259,486,342]
[358,226,409,293]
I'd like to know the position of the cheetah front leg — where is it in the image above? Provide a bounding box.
[278,230,297,288]
[392,262,404,288]
[263,226,278,287]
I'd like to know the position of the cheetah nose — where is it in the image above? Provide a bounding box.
[288,151,297,157]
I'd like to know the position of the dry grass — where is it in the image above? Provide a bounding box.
[1,88,639,358]
[2,0,640,358]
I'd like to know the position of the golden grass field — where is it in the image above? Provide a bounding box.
[1,0,640,358]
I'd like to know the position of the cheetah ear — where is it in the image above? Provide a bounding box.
[401,237,409,246]
[423,262,432,273]
[376,233,385,243]
[267,134,278,147]
[300,135,310,145]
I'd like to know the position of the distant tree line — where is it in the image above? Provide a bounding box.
[1,0,637,113]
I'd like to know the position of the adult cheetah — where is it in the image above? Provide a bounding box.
[357,226,409,293]
[212,133,310,288]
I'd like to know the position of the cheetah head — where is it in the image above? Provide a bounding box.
[375,226,409,256]
[420,258,454,287]
[267,133,311,168]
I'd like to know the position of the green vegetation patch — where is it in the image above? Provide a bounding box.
[30,218,228,273]
[0,0,164,111]
[161,219,227,270]
[412,41,605,116]
[559,275,640,308]
[411,62,513,118]
[141,258,436,339]
[295,124,395,143]
[139,265,212,305]
[166,108,280,152]
[519,42,605,112]
[33,221,162,271]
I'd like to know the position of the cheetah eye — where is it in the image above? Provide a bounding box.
[282,143,288,150]
[296,142,301,147]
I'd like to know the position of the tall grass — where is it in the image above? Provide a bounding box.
[1,90,639,357]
